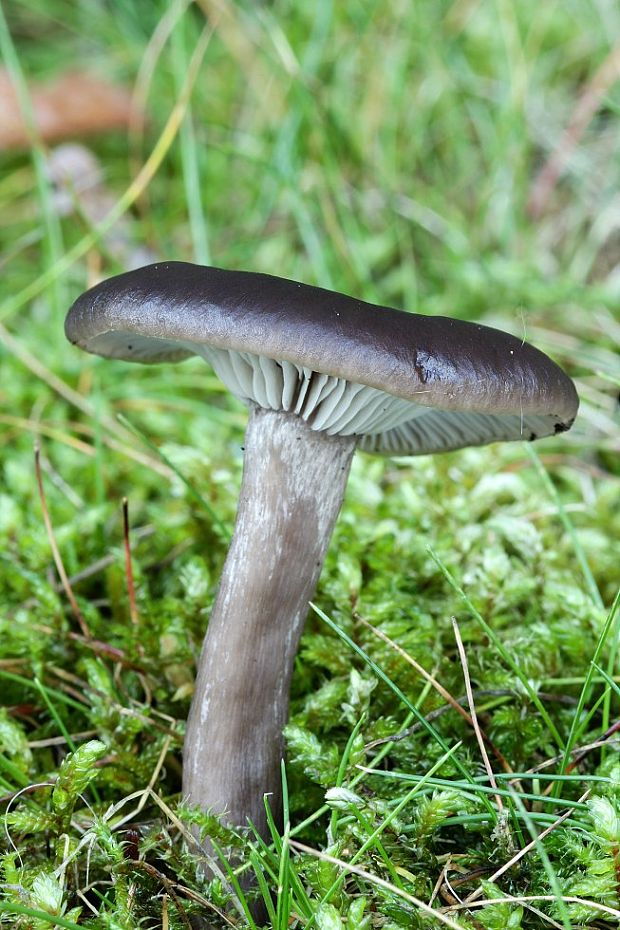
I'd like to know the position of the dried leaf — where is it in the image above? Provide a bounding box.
[0,69,136,150]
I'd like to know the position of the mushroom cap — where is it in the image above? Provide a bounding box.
[65,262,579,455]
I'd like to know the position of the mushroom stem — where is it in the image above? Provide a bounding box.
[183,405,357,842]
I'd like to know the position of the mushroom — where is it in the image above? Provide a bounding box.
[65,261,578,846]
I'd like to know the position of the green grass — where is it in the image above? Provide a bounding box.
[1,0,619,927]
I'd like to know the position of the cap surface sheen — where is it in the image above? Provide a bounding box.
[65,262,579,454]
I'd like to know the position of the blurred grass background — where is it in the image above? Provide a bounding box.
[0,1,619,927]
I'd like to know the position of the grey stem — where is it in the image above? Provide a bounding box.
[183,405,357,843]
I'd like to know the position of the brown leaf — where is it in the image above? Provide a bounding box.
[0,69,136,150]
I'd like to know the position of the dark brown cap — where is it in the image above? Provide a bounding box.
[65,262,579,454]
